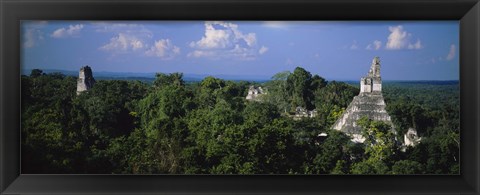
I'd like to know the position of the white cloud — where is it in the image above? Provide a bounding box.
[386,26,408,49]
[96,22,162,57]
[22,21,48,48]
[350,40,359,50]
[189,21,264,60]
[24,29,36,48]
[131,40,144,50]
[408,39,423,50]
[51,24,84,38]
[24,29,44,48]
[190,21,257,49]
[99,33,146,52]
[366,40,382,50]
[188,50,215,58]
[259,46,269,54]
[145,39,180,59]
[190,22,235,49]
[97,23,180,59]
[386,25,423,50]
[446,44,456,60]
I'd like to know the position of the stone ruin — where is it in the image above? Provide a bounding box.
[404,128,422,147]
[76,65,96,95]
[331,57,395,143]
[246,85,266,101]
[294,106,317,119]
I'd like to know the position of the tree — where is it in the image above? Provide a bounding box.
[312,130,350,174]
[351,158,389,174]
[286,67,313,110]
[195,76,226,109]
[391,160,424,174]
[153,72,185,88]
[357,117,397,162]
[127,73,192,174]
[350,117,398,174]
[22,72,81,173]
[263,71,291,113]
[243,101,280,126]
[314,81,358,127]
[311,75,327,91]
[248,118,299,174]
[21,68,459,175]
[314,81,358,110]
[30,69,44,77]
[331,160,348,174]
[183,99,243,173]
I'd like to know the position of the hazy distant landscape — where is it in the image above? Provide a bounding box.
[22,69,460,84]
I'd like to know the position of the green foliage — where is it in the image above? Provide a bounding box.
[264,67,327,113]
[383,82,459,137]
[314,81,358,127]
[21,69,459,175]
[30,69,44,77]
[331,160,348,174]
[154,72,185,88]
[351,158,390,174]
[263,71,291,113]
[357,117,397,162]
[312,130,350,174]
[391,160,424,174]
[286,67,313,109]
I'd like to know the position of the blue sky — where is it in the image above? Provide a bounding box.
[21,21,459,80]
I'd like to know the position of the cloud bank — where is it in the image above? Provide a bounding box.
[189,21,267,60]
[386,25,423,50]
[51,24,84,38]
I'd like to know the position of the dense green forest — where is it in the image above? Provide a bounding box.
[21,68,459,174]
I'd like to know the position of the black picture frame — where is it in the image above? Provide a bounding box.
[1,0,479,194]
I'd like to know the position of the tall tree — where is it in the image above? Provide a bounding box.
[286,67,313,110]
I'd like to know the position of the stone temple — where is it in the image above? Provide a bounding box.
[76,65,96,95]
[331,57,394,143]
[246,85,266,101]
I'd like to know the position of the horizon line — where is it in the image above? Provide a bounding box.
[21,68,460,82]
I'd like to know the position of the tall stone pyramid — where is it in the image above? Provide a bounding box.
[76,65,96,95]
[331,57,394,142]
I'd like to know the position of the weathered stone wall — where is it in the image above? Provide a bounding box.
[360,78,372,93]
[246,86,266,101]
[76,66,96,95]
[372,77,382,92]
[332,93,392,135]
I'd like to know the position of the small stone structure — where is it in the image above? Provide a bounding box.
[246,85,266,101]
[331,57,394,143]
[294,106,317,119]
[76,65,96,95]
[404,128,421,147]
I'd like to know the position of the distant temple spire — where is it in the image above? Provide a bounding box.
[368,56,381,77]
[361,57,382,94]
[76,65,96,95]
